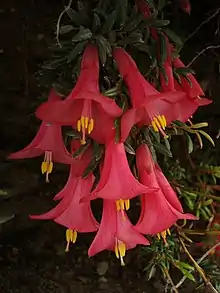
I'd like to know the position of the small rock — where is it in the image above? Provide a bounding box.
[96,261,109,276]
[77,276,90,284]
[98,276,108,283]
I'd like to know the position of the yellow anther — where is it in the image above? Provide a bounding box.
[157,115,165,130]
[120,199,125,210]
[41,161,53,174]
[116,200,121,211]
[47,162,53,174]
[80,139,86,145]
[115,244,119,259]
[152,121,159,132]
[115,240,126,266]
[65,229,77,252]
[85,117,89,129]
[116,199,130,211]
[125,200,130,210]
[41,161,48,174]
[157,229,171,244]
[161,230,167,241]
[77,120,81,132]
[81,116,85,128]
[154,117,161,129]
[162,115,167,127]
[88,118,94,134]
[118,241,126,257]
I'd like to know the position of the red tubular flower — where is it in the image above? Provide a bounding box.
[135,144,197,239]
[84,141,157,206]
[135,0,151,18]
[173,57,205,98]
[88,200,149,266]
[8,89,73,182]
[30,168,98,252]
[113,48,187,141]
[36,45,122,145]
[177,0,191,14]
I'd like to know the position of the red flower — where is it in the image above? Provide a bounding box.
[88,200,149,266]
[135,0,151,18]
[85,141,157,204]
[8,89,73,182]
[30,166,98,252]
[173,57,204,98]
[36,45,122,145]
[135,144,197,238]
[113,48,187,141]
[177,0,191,14]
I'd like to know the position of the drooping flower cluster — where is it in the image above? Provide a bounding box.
[9,1,211,264]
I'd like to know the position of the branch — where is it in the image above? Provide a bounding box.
[187,45,220,67]
[56,0,73,47]
[184,7,220,44]
[175,241,220,290]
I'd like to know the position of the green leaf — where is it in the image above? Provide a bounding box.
[65,130,81,139]
[118,32,144,45]
[163,28,182,46]
[151,19,170,28]
[198,130,215,147]
[153,141,172,157]
[200,208,210,220]
[72,142,90,158]
[82,158,100,178]
[184,195,195,210]
[148,265,156,280]
[158,32,167,65]
[66,8,84,26]
[101,11,116,34]
[174,261,195,271]
[72,27,92,42]
[180,268,196,282]
[92,13,101,32]
[124,14,144,32]
[175,67,195,75]
[96,36,112,65]
[115,0,127,28]
[158,0,166,10]
[59,25,74,34]
[190,122,208,129]
[66,41,87,63]
[185,133,193,154]
[124,142,136,155]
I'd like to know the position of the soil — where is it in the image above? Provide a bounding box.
[0,1,219,292]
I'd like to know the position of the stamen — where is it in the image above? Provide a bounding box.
[88,118,94,134]
[65,229,77,252]
[151,115,168,139]
[77,120,81,132]
[115,239,126,266]
[157,229,171,245]
[41,151,53,183]
[115,199,130,211]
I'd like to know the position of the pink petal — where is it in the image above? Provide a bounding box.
[89,142,157,200]
[120,108,143,142]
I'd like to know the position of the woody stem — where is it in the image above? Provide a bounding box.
[175,241,220,289]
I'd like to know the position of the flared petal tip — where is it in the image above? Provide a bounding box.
[29,214,51,220]
[183,213,198,220]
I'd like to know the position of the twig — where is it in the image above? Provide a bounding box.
[163,267,179,293]
[184,7,220,44]
[56,0,73,47]
[187,45,220,67]
[175,242,220,289]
